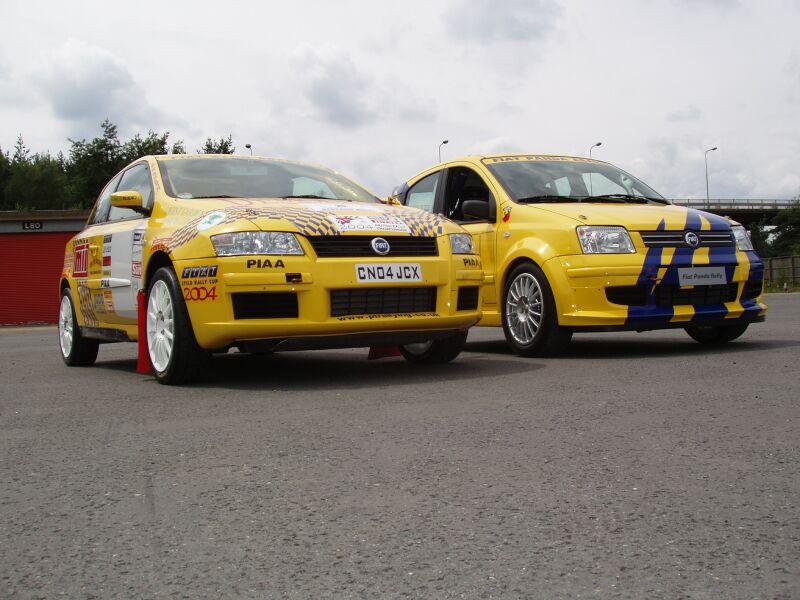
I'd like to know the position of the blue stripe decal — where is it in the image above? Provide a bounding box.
[740,251,764,312]
[691,210,734,323]
[626,218,674,326]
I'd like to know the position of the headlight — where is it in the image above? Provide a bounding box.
[577,226,636,254]
[731,226,753,251]
[449,233,475,254]
[211,231,304,256]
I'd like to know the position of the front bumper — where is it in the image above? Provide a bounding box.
[542,250,767,331]
[175,249,483,349]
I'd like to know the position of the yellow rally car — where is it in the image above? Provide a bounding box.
[59,155,482,384]
[393,154,767,356]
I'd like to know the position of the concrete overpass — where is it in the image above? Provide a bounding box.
[671,199,796,228]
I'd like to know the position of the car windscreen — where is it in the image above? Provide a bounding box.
[484,158,667,204]
[157,157,379,203]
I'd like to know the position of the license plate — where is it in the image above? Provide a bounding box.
[678,266,727,286]
[355,263,422,283]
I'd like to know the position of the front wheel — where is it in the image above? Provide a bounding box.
[502,262,572,357]
[147,267,209,385]
[58,287,99,366]
[685,322,749,344]
[400,331,468,365]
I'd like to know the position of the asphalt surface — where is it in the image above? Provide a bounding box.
[1,294,798,599]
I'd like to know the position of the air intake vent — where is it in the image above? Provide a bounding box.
[639,230,734,248]
[309,236,438,257]
[606,284,738,307]
[456,287,479,311]
[330,287,436,317]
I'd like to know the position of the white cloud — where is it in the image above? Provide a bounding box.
[32,39,177,138]
[666,104,702,122]
[445,0,561,43]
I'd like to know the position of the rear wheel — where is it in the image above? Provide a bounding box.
[502,262,572,357]
[147,267,209,385]
[400,331,468,365]
[685,322,749,344]
[58,288,99,366]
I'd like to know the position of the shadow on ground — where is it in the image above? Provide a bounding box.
[93,350,539,391]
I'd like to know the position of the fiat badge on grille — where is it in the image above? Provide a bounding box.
[684,231,700,248]
[371,237,391,255]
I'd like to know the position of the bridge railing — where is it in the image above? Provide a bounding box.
[672,199,797,210]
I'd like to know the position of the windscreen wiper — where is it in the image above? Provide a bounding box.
[282,194,337,200]
[195,194,237,199]
[515,195,583,203]
[589,194,668,204]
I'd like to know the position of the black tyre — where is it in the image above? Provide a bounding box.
[685,322,749,344]
[502,262,572,357]
[146,267,209,385]
[58,287,99,366]
[400,331,468,365]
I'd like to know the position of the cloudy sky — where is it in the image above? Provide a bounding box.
[1,0,798,199]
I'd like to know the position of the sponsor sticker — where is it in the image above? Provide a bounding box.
[330,215,410,233]
[197,211,226,231]
[304,202,382,213]
[151,237,172,252]
[182,265,218,279]
[678,267,727,286]
[131,261,142,278]
[73,240,89,278]
[183,286,218,302]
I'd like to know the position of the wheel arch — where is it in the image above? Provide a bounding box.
[144,251,173,291]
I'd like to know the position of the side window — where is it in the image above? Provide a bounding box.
[406,172,440,212]
[89,174,122,225]
[443,167,494,221]
[110,163,153,222]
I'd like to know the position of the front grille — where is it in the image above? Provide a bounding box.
[639,230,734,248]
[606,284,738,307]
[309,236,438,257]
[330,287,437,317]
[232,292,298,319]
[457,287,479,311]
[741,279,763,301]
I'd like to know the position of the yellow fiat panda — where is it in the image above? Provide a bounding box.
[58,155,482,384]
[393,154,767,356]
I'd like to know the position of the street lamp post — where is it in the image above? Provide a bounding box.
[589,141,602,159]
[705,146,717,207]
[245,143,253,156]
[439,139,449,163]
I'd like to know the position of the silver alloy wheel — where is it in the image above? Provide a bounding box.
[147,279,175,373]
[59,295,74,358]
[505,272,543,345]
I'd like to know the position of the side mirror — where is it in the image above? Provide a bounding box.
[111,191,150,215]
[382,196,401,206]
[462,200,491,220]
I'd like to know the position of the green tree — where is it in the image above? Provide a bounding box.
[198,135,235,154]
[121,130,170,163]
[170,140,186,154]
[748,218,773,257]
[0,146,12,210]
[66,119,126,207]
[769,202,800,256]
[5,152,71,210]
[11,134,30,164]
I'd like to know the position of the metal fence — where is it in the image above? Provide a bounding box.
[763,256,800,285]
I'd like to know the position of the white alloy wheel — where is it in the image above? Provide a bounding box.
[59,295,74,358]
[505,272,543,345]
[147,279,175,372]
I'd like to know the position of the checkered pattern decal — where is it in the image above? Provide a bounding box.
[76,281,98,327]
[168,205,450,250]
